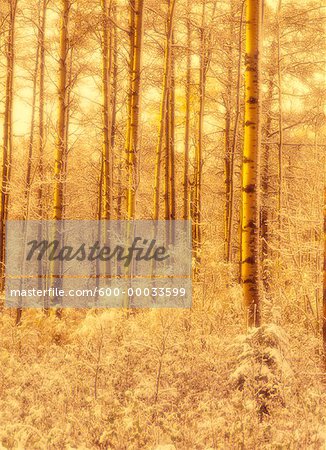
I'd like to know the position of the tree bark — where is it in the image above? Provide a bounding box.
[126,0,144,220]
[0,0,17,292]
[241,0,262,328]
[183,0,191,222]
[101,0,113,220]
[323,186,326,358]
[52,0,69,315]
[225,1,244,263]
[153,0,176,220]
[193,0,207,279]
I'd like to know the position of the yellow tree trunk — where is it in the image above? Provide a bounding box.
[37,0,47,304]
[110,2,118,216]
[169,31,176,223]
[53,0,69,222]
[164,24,176,224]
[101,0,112,220]
[16,0,44,326]
[225,1,244,263]
[183,0,191,221]
[52,0,69,315]
[241,0,262,327]
[24,0,42,221]
[261,41,277,291]
[223,1,234,262]
[193,0,207,279]
[126,0,144,220]
[276,0,283,231]
[193,0,218,277]
[37,0,47,221]
[153,0,176,221]
[0,0,17,291]
[323,186,326,355]
[123,2,135,219]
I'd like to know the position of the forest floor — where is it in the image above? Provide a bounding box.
[0,278,326,449]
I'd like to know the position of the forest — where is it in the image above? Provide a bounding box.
[0,0,325,448]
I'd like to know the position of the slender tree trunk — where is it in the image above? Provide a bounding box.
[53,0,69,315]
[126,0,144,220]
[193,0,206,279]
[62,47,73,220]
[38,0,47,217]
[225,1,244,263]
[110,2,117,152]
[261,41,276,292]
[153,0,176,220]
[122,1,135,219]
[183,0,191,221]
[110,2,118,217]
[164,24,176,224]
[241,0,262,328]
[323,185,326,358]
[0,0,17,292]
[101,0,112,220]
[223,3,234,261]
[277,0,283,232]
[24,0,43,221]
[169,32,176,223]
[37,0,47,309]
[54,0,69,222]
[16,0,44,325]
[164,89,170,221]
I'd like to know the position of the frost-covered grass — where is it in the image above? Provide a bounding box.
[0,283,325,449]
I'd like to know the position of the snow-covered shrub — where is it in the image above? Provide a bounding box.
[230,324,293,420]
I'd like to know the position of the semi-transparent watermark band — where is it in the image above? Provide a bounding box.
[6,220,192,308]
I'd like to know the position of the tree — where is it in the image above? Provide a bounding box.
[165,3,176,224]
[183,0,191,222]
[241,0,262,327]
[192,0,217,278]
[100,0,113,220]
[52,0,70,314]
[224,0,245,263]
[126,0,144,220]
[37,0,47,223]
[54,0,69,223]
[16,0,47,326]
[276,0,283,233]
[323,184,326,357]
[0,0,17,291]
[153,0,176,221]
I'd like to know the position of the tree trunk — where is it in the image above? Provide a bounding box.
[110,1,118,217]
[16,0,44,326]
[241,0,262,328]
[153,0,176,220]
[193,0,206,279]
[0,0,17,292]
[37,0,47,310]
[52,0,69,315]
[101,0,113,220]
[261,41,277,292]
[126,0,144,220]
[37,0,47,221]
[169,31,176,224]
[223,3,234,262]
[277,0,283,233]
[164,23,176,225]
[225,1,244,263]
[183,0,191,222]
[54,0,69,222]
[323,186,326,358]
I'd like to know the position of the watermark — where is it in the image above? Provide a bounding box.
[6,220,192,308]
[25,237,169,266]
